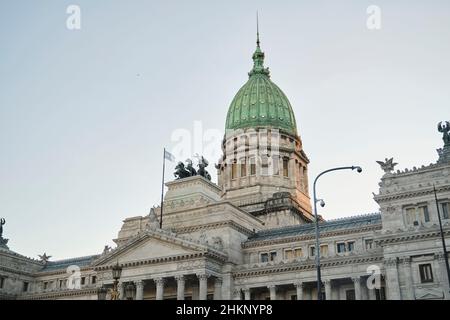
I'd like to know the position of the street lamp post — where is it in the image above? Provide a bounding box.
[313,166,362,300]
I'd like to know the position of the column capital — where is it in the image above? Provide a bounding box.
[214,277,223,285]
[323,279,331,285]
[384,257,398,267]
[197,273,210,280]
[175,275,185,282]
[435,252,445,261]
[232,288,241,297]
[294,281,303,288]
[401,256,411,265]
[267,284,276,289]
[242,287,250,293]
[134,280,144,288]
[154,277,165,286]
[351,276,361,284]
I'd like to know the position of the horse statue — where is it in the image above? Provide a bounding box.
[185,158,197,176]
[174,162,190,179]
[197,156,211,180]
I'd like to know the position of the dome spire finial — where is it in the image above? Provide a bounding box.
[256,11,260,48]
[249,12,270,77]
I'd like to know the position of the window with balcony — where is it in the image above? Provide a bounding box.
[23,282,29,292]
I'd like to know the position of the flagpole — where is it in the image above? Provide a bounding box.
[160,148,166,229]
[433,184,450,293]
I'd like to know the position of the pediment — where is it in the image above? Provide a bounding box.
[415,287,444,300]
[94,229,208,267]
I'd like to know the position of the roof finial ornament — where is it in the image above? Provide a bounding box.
[256,11,260,48]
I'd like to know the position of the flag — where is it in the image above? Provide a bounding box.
[164,149,175,162]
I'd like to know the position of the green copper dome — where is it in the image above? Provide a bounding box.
[225,39,298,136]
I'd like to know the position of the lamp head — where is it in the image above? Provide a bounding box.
[352,166,362,173]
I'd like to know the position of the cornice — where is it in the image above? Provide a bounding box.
[375,227,450,245]
[242,224,381,249]
[374,184,450,203]
[175,220,255,237]
[233,254,384,278]
[21,288,98,300]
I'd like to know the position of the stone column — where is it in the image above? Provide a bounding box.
[135,280,144,300]
[243,287,251,300]
[268,285,276,300]
[384,257,401,300]
[401,257,414,300]
[118,282,124,300]
[368,286,376,300]
[175,275,185,300]
[352,277,361,300]
[233,288,242,300]
[198,274,209,300]
[214,277,222,300]
[294,281,303,300]
[324,280,332,300]
[154,278,165,300]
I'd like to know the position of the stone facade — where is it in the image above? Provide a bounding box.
[1,37,449,301]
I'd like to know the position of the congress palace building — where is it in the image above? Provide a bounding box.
[1,34,450,301]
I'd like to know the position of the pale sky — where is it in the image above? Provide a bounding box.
[1,1,449,260]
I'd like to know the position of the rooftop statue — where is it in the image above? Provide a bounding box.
[438,121,450,146]
[173,157,211,181]
[0,218,5,238]
[38,253,52,263]
[376,158,398,174]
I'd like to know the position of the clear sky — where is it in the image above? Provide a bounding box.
[1,1,449,260]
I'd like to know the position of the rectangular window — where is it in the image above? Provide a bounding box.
[0,277,5,289]
[419,264,433,283]
[347,241,355,252]
[43,282,48,290]
[261,155,269,176]
[270,252,277,261]
[365,239,374,250]
[23,282,29,292]
[310,246,315,257]
[419,206,430,222]
[337,243,346,253]
[320,245,328,257]
[442,203,449,219]
[91,276,97,284]
[294,248,302,258]
[81,277,86,285]
[346,289,355,300]
[240,161,247,177]
[284,249,294,260]
[283,158,289,177]
[272,155,280,175]
[405,208,416,225]
[249,157,256,176]
[59,280,65,288]
[261,253,269,263]
[231,162,237,179]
